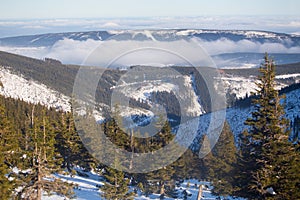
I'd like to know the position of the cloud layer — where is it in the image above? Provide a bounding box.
[2,36,300,66]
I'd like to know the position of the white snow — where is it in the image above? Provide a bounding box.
[130,30,157,41]
[0,67,71,111]
[93,109,105,123]
[30,36,42,43]
[221,63,258,69]
[41,170,245,200]
[276,73,300,79]
[175,29,279,39]
[218,75,258,99]
[111,74,204,117]
[244,31,277,38]
[111,80,178,102]
[218,75,287,99]
[225,87,300,139]
[183,75,205,116]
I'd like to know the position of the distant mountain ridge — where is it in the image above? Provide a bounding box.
[1,29,300,48]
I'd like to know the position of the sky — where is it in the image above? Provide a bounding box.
[1,0,299,19]
[0,0,300,37]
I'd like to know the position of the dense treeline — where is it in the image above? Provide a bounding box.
[0,95,94,199]
[0,92,237,199]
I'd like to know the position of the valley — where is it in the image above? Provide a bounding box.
[0,28,300,200]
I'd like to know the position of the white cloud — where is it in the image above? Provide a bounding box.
[47,39,104,64]
[1,36,300,66]
[198,38,300,55]
[0,46,49,59]
[102,22,120,28]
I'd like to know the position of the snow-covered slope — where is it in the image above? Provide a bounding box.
[190,87,300,153]
[0,66,71,111]
[41,168,244,200]
[219,74,288,99]
[226,86,300,141]
[112,74,204,118]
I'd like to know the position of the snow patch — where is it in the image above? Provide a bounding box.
[0,67,71,111]
[276,73,300,79]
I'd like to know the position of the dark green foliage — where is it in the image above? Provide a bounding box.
[56,111,92,171]
[0,95,80,199]
[18,111,74,200]
[101,164,135,200]
[200,121,238,196]
[0,103,18,199]
[100,116,186,199]
[210,121,237,196]
[171,149,203,181]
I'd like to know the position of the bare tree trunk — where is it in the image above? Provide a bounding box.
[129,129,134,170]
[160,182,165,196]
[197,184,203,200]
[43,117,47,161]
[37,153,42,200]
[25,131,29,151]
[31,105,35,128]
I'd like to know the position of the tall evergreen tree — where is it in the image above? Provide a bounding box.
[101,167,134,200]
[210,121,237,196]
[56,111,90,172]
[144,121,177,199]
[241,54,300,199]
[101,159,135,200]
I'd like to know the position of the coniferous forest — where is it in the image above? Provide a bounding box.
[0,54,300,199]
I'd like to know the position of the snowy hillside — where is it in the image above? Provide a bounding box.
[189,86,300,152]
[219,74,288,99]
[225,86,300,142]
[112,73,204,118]
[0,66,71,111]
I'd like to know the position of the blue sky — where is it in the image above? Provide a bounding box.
[0,0,300,37]
[1,0,299,19]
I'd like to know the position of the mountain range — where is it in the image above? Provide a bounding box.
[1,29,300,68]
[1,29,300,47]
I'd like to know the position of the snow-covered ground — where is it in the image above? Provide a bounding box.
[0,66,71,111]
[110,73,204,128]
[276,73,300,81]
[226,86,300,141]
[42,169,244,200]
[219,74,288,99]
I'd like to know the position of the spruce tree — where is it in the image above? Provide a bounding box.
[242,54,300,199]
[209,121,237,196]
[199,134,214,180]
[144,121,177,199]
[99,114,134,200]
[56,111,88,172]
[101,160,135,200]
